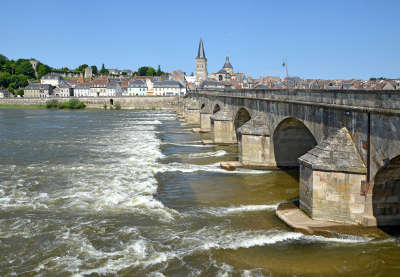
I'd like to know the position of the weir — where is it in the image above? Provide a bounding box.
[181,88,400,227]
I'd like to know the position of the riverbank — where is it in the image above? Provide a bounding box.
[0,96,179,110]
[0,103,45,109]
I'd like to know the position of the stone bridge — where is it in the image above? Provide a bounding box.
[179,88,400,227]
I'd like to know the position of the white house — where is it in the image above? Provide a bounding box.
[126,80,147,96]
[41,73,62,87]
[106,84,122,96]
[74,85,91,97]
[56,81,73,97]
[153,80,186,96]
[90,84,107,97]
[0,89,10,98]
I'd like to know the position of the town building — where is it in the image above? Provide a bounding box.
[153,80,186,96]
[0,89,10,98]
[195,38,208,83]
[84,66,93,79]
[105,84,122,96]
[126,80,147,96]
[216,56,233,82]
[199,80,225,89]
[41,73,62,87]
[90,84,107,97]
[57,81,74,97]
[74,85,91,97]
[24,83,53,98]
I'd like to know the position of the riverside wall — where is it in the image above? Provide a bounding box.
[0,96,179,110]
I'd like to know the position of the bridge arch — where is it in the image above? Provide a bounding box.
[213,104,221,114]
[234,107,252,140]
[273,117,317,167]
[372,155,400,226]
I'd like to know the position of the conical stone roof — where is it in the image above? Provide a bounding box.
[223,56,233,69]
[299,127,366,174]
[196,38,206,59]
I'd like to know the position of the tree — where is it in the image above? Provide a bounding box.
[156,65,162,76]
[91,65,98,75]
[3,60,16,74]
[37,63,52,79]
[76,64,88,72]
[99,63,109,75]
[146,67,156,76]
[137,66,148,76]
[17,89,24,97]
[0,54,8,67]
[14,59,35,78]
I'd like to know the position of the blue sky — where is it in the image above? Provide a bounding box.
[1,0,399,79]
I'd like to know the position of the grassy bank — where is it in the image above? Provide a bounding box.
[0,104,46,109]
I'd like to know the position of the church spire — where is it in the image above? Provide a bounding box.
[196,38,206,59]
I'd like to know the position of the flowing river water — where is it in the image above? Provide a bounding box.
[0,108,400,276]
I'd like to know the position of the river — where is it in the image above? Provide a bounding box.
[0,108,399,276]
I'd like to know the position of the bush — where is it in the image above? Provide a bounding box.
[57,101,66,109]
[103,103,107,110]
[114,102,121,110]
[46,99,59,108]
[68,98,81,109]
[45,99,86,110]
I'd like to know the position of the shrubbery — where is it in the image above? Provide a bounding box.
[45,99,86,110]
[114,102,121,110]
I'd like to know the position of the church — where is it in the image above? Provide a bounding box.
[195,38,245,86]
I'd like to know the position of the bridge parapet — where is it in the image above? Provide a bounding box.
[196,88,400,111]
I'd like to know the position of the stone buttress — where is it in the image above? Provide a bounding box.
[210,108,236,144]
[298,127,367,224]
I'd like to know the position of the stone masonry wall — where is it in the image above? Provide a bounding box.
[0,97,178,110]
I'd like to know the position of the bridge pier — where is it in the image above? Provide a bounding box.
[237,115,276,168]
[298,128,367,225]
[185,104,200,125]
[200,111,212,132]
[211,109,237,144]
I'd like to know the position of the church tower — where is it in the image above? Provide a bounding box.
[195,38,208,83]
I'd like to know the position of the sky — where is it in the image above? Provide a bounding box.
[1,0,399,80]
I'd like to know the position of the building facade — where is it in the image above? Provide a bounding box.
[126,80,147,96]
[153,80,186,96]
[24,83,53,98]
[41,73,62,87]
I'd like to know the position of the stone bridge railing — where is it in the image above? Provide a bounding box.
[192,88,400,113]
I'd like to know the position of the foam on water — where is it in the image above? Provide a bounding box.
[156,162,270,175]
[0,114,177,221]
[203,204,279,216]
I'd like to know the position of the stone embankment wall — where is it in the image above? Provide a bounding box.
[0,96,179,110]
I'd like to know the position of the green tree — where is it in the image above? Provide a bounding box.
[0,72,12,88]
[156,65,162,76]
[3,60,16,74]
[99,64,109,75]
[17,89,24,97]
[91,65,98,75]
[14,59,35,78]
[0,54,8,67]
[137,66,148,76]
[76,64,88,72]
[146,67,156,76]
[37,63,52,79]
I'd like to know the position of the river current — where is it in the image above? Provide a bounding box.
[0,109,400,276]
